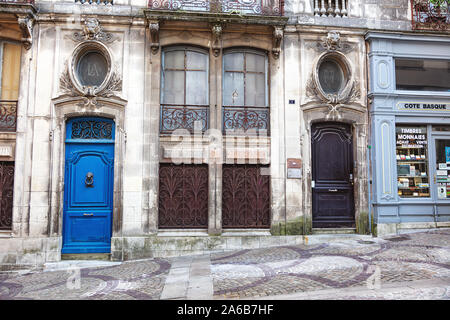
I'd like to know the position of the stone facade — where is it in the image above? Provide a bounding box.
[0,0,448,268]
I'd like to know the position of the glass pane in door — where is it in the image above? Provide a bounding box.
[435,139,450,200]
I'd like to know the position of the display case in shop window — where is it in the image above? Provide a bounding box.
[396,126,430,198]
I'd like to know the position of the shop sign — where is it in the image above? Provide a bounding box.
[396,127,427,149]
[397,102,450,112]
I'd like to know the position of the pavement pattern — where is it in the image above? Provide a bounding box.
[0,229,449,300]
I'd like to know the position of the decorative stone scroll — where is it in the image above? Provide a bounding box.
[272,26,283,59]
[17,14,34,50]
[70,18,117,44]
[211,23,222,57]
[308,31,355,54]
[149,21,160,54]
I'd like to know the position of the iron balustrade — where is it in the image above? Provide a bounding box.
[148,0,283,16]
[411,0,449,31]
[222,106,269,134]
[0,100,17,132]
[74,0,113,4]
[0,0,34,3]
[160,104,209,134]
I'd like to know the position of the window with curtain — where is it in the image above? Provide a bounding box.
[0,41,21,132]
[222,49,269,134]
[160,46,209,134]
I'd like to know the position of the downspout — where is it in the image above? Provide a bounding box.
[365,36,372,236]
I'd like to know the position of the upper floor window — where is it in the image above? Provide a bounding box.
[0,41,21,132]
[160,46,209,134]
[395,58,450,92]
[222,49,269,134]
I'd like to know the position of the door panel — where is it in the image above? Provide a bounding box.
[312,123,355,228]
[62,117,115,254]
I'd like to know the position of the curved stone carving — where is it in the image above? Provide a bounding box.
[70,18,117,44]
[18,15,34,50]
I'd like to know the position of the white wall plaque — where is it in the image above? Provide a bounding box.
[287,168,302,179]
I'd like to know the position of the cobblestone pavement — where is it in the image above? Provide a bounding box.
[211,229,450,299]
[0,229,449,300]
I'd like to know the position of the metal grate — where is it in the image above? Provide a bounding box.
[222,164,270,228]
[0,162,14,230]
[411,0,449,31]
[158,163,209,228]
[0,100,17,132]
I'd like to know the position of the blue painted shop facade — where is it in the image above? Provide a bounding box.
[366,32,450,235]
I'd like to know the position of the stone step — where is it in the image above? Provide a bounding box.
[61,253,111,261]
[312,228,357,235]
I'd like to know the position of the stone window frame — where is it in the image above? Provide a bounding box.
[69,41,113,96]
[313,51,352,101]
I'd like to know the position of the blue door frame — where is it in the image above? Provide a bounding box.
[62,117,115,254]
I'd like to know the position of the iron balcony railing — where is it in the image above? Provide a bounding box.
[222,106,269,134]
[74,0,113,4]
[160,104,209,134]
[148,0,283,16]
[411,0,449,31]
[0,0,34,3]
[0,100,18,132]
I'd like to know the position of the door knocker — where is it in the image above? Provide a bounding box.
[85,172,94,187]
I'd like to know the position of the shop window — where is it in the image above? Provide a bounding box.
[222,49,269,134]
[395,58,450,92]
[160,46,209,134]
[396,125,430,198]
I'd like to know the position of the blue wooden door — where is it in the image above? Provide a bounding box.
[62,117,115,254]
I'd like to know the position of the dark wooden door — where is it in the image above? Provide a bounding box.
[311,122,355,228]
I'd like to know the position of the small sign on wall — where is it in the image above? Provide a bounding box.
[287,158,302,179]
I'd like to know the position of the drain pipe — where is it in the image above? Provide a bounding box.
[367,144,372,236]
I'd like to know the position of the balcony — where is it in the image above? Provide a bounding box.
[0,0,34,3]
[148,0,283,16]
[160,104,209,134]
[223,106,269,134]
[411,0,449,31]
[0,101,17,132]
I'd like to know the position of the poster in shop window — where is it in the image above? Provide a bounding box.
[446,146,450,163]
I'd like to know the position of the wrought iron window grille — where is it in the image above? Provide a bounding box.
[411,0,449,31]
[148,0,283,16]
[0,100,17,132]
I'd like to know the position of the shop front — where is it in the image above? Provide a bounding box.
[367,32,450,235]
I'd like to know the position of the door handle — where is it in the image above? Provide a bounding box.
[83,213,94,216]
[328,189,338,192]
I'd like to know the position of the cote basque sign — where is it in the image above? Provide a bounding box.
[397,102,450,111]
